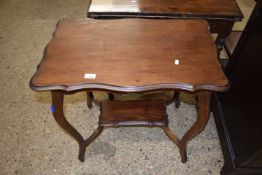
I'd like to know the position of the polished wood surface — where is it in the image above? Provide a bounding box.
[31,18,230,163]
[87,0,243,71]
[99,100,168,126]
[88,0,242,20]
[52,91,104,162]
[30,18,229,93]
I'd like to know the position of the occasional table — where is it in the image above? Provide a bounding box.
[87,0,243,55]
[86,0,242,106]
[30,18,229,163]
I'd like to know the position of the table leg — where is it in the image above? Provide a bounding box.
[215,22,234,59]
[162,91,211,163]
[108,93,114,100]
[86,91,93,109]
[180,91,211,163]
[52,91,103,162]
[163,126,181,148]
[87,92,114,108]
[174,90,180,108]
[79,126,104,161]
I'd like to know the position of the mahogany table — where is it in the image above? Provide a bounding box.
[87,0,243,55]
[86,0,242,106]
[30,18,229,163]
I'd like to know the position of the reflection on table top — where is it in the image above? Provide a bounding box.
[30,18,229,92]
[88,0,243,20]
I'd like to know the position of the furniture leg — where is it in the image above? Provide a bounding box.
[79,126,104,161]
[174,91,180,108]
[215,34,225,58]
[87,91,93,109]
[215,22,234,59]
[51,91,103,162]
[163,126,181,148]
[163,127,186,161]
[108,93,114,100]
[180,91,211,163]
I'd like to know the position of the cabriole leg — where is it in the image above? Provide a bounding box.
[51,91,103,162]
[179,91,211,163]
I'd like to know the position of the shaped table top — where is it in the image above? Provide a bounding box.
[30,18,229,93]
[88,0,243,20]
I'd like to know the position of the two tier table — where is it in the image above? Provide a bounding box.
[30,18,229,163]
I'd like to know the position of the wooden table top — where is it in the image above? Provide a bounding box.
[30,18,229,93]
[88,0,243,20]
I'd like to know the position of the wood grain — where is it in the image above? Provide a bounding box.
[30,18,229,92]
[99,100,168,126]
[88,0,242,20]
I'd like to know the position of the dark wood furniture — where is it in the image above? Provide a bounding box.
[212,1,262,174]
[87,0,243,54]
[86,0,243,105]
[220,31,242,69]
[30,18,229,163]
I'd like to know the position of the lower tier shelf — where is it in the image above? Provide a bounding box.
[99,100,168,127]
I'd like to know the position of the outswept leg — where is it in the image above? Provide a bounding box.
[162,91,211,163]
[52,91,103,162]
[180,91,211,163]
[52,90,211,163]
[163,126,181,148]
[52,91,85,151]
[79,126,104,162]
